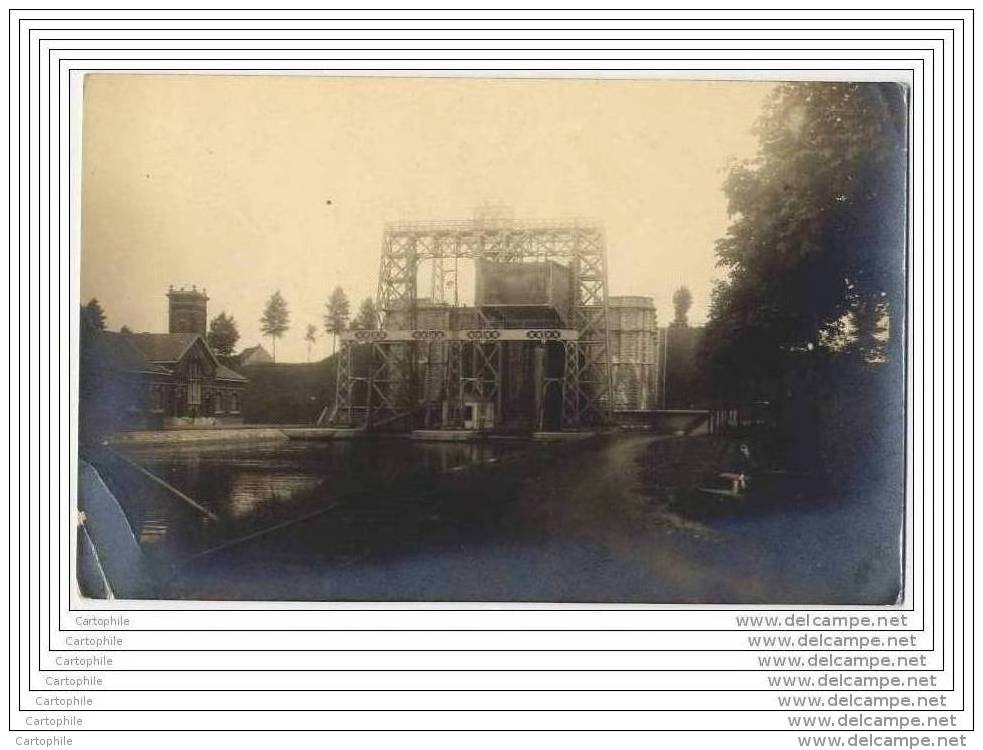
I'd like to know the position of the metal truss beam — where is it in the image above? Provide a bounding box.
[337,217,613,430]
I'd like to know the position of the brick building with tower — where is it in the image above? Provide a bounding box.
[79,286,247,436]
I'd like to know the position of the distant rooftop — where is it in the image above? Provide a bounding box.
[608,296,655,308]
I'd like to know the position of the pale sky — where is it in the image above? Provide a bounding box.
[81,75,774,362]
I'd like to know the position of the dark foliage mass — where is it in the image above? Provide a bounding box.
[350,297,379,331]
[207,311,240,356]
[671,286,693,328]
[240,357,337,425]
[322,286,352,355]
[704,82,907,476]
[81,298,107,330]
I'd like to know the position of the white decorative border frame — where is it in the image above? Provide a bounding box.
[4,8,969,739]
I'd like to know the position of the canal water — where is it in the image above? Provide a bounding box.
[95,434,902,604]
[110,438,529,560]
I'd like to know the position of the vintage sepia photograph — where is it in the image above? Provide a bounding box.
[76,75,907,604]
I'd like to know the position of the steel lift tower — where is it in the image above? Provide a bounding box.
[330,214,613,432]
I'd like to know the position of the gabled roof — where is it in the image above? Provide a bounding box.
[114,333,248,383]
[239,344,274,364]
[91,331,249,383]
[215,363,248,382]
[81,331,171,375]
[127,332,204,364]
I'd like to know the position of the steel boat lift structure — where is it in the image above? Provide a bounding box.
[329,213,614,433]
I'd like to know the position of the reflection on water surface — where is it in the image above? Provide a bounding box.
[113,438,524,558]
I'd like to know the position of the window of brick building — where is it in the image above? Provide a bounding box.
[188,362,202,406]
[150,385,163,412]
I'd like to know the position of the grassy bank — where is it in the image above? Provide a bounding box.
[634,433,824,521]
[240,356,337,424]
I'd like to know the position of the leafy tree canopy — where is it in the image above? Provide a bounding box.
[260,291,290,338]
[81,298,106,331]
[350,297,379,331]
[671,286,693,328]
[260,290,290,361]
[323,286,351,354]
[705,81,906,393]
[207,311,240,356]
[323,286,351,337]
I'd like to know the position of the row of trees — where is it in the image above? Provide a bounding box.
[258,286,379,362]
[80,287,382,364]
[703,81,906,471]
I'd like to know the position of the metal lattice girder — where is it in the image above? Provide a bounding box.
[365,341,414,424]
[561,340,583,428]
[332,340,354,425]
[330,341,373,427]
[420,340,447,403]
[377,233,418,323]
[570,232,613,422]
[430,248,458,306]
[443,340,465,427]
[460,341,501,404]
[382,222,604,264]
[372,216,613,427]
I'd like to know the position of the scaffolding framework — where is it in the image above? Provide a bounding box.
[333,218,613,431]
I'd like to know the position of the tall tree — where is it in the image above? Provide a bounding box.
[350,297,379,331]
[304,324,318,362]
[671,286,693,328]
[704,81,906,464]
[207,312,240,356]
[323,286,351,355]
[259,290,290,363]
[707,81,905,381]
[81,298,106,330]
